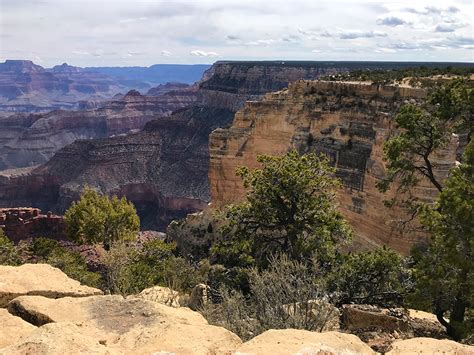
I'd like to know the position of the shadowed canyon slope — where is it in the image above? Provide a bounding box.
[0,85,197,170]
[209,80,459,253]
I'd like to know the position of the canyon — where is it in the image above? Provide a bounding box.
[0,84,197,170]
[0,61,466,239]
[208,80,458,254]
[2,61,396,231]
[0,60,209,112]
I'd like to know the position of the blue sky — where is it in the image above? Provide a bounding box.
[0,0,473,67]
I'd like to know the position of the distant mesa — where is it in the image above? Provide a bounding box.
[0,59,44,73]
[50,62,82,73]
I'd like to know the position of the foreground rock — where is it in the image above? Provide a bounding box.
[235,329,375,355]
[0,264,102,307]
[341,304,446,352]
[133,285,181,307]
[0,322,116,355]
[0,309,36,348]
[387,337,474,354]
[6,294,241,354]
[7,294,206,327]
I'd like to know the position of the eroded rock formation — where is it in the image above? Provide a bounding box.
[209,81,458,253]
[0,86,197,170]
[0,208,65,243]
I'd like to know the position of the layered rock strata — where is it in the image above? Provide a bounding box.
[209,81,458,253]
[0,86,197,170]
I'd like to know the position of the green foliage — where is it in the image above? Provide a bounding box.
[327,247,406,307]
[212,150,352,270]
[378,79,473,197]
[0,229,21,265]
[103,239,205,295]
[65,187,140,250]
[29,237,101,288]
[409,141,474,340]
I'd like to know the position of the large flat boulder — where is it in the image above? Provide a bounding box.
[7,294,207,327]
[0,309,36,348]
[235,329,375,355]
[5,294,242,354]
[387,337,474,354]
[0,322,118,355]
[0,264,102,307]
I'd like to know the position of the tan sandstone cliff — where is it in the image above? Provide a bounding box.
[209,81,458,253]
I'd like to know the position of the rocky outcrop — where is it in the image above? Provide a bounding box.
[0,208,65,243]
[6,294,242,354]
[209,80,458,253]
[234,329,375,355]
[1,264,472,355]
[0,86,197,170]
[0,264,102,307]
[0,309,36,348]
[340,304,446,352]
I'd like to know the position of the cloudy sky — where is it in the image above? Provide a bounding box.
[0,0,473,67]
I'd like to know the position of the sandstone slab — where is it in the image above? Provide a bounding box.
[0,309,36,348]
[7,294,206,327]
[387,337,474,354]
[5,294,242,354]
[133,285,181,307]
[0,264,103,307]
[235,329,375,355]
[0,322,118,355]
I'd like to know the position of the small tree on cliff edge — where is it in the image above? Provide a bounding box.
[410,140,473,340]
[212,150,352,270]
[65,187,140,250]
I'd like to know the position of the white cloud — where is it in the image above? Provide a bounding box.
[0,0,472,65]
[190,50,219,57]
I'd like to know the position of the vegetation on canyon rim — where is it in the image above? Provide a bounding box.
[0,77,472,342]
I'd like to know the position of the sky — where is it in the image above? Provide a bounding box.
[0,0,473,67]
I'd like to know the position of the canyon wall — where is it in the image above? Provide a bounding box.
[209,81,458,253]
[1,61,460,233]
[0,86,197,170]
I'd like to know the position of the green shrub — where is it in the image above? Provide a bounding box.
[0,230,20,265]
[327,247,406,307]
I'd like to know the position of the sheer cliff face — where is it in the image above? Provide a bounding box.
[209,81,458,254]
[0,87,197,171]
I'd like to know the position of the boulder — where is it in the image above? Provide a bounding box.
[7,294,206,327]
[235,329,375,355]
[340,304,448,352]
[341,304,410,333]
[5,294,242,354]
[0,322,118,355]
[0,309,36,348]
[0,264,102,307]
[188,283,210,310]
[133,285,181,307]
[387,337,474,354]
